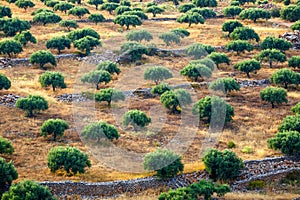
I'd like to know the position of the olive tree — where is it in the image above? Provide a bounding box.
[53,2,74,13]
[41,119,69,141]
[68,6,90,19]
[189,58,215,71]
[145,6,164,17]
[30,50,56,69]
[280,5,300,22]
[0,136,14,154]
[94,88,125,107]
[16,95,48,117]
[203,149,244,181]
[226,40,253,55]
[0,18,30,36]
[2,180,55,200]
[33,11,61,25]
[46,36,71,54]
[15,0,35,11]
[123,109,151,131]
[171,28,190,38]
[59,20,78,31]
[222,20,243,36]
[144,66,173,85]
[192,0,217,7]
[88,0,103,10]
[81,70,111,89]
[177,12,205,27]
[207,52,230,68]
[180,64,212,81]
[230,26,260,42]
[223,6,243,18]
[270,68,299,88]
[73,36,102,55]
[0,158,18,188]
[288,56,300,68]
[39,71,66,91]
[115,6,131,15]
[96,61,120,75]
[126,30,153,42]
[278,115,300,133]
[260,86,288,108]
[67,27,100,41]
[0,6,12,18]
[88,13,105,25]
[291,21,300,31]
[100,3,119,14]
[209,77,240,93]
[14,30,37,47]
[260,36,292,52]
[144,149,184,179]
[122,11,148,20]
[291,102,300,114]
[120,41,148,62]
[159,32,181,46]
[188,8,216,19]
[160,89,192,114]
[239,8,271,23]
[268,131,300,156]
[151,83,172,95]
[0,39,22,58]
[0,74,11,91]
[233,59,261,78]
[114,15,142,30]
[178,3,195,13]
[255,49,286,68]
[185,43,209,59]
[81,121,119,141]
[47,146,91,174]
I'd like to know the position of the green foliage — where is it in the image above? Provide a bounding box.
[270,8,281,18]
[260,86,287,108]
[107,0,120,3]
[68,6,90,19]
[33,11,62,25]
[115,6,131,15]
[73,36,102,55]
[41,119,69,141]
[87,0,103,10]
[81,121,119,141]
[180,64,212,81]
[170,28,190,38]
[209,77,240,93]
[94,88,125,106]
[260,36,292,51]
[16,95,48,117]
[100,3,119,14]
[122,11,148,20]
[0,18,31,36]
[177,12,205,27]
[233,59,261,78]
[6,0,17,3]
[178,3,196,13]
[189,8,217,19]
[283,0,290,5]
[223,6,243,18]
[230,26,260,42]
[192,96,234,125]
[15,0,35,11]
[120,0,131,6]
[126,30,153,42]
[46,36,71,54]
[114,15,142,30]
[2,180,55,200]
[0,74,11,90]
[0,136,14,154]
[145,6,164,17]
[291,21,300,31]
[189,57,215,71]
[81,70,111,89]
[226,40,253,55]
[0,6,12,18]
[47,146,91,174]
[30,50,56,69]
[203,149,244,181]
[39,71,66,91]
[96,61,120,75]
[120,41,148,62]
[14,30,37,47]
[241,146,253,154]
[258,0,268,4]
[0,39,22,58]
[185,43,208,59]
[67,28,100,42]
[222,20,243,36]
[270,68,300,88]
[59,20,78,31]
[160,89,192,113]
[248,180,265,190]
[291,102,300,114]
[230,0,240,5]
[227,141,236,148]
[268,131,300,155]
[255,49,286,68]
[123,109,151,131]
[192,0,217,7]
[237,0,256,5]
[159,32,180,46]
[53,2,74,13]
[144,66,173,85]
[0,158,18,187]
[45,0,59,8]
[278,115,300,133]
[280,5,300,22]
[288,56,300,69]
[151,83,172,95]
[239,8,271,22]
[207,52,230,68]
[144,149,183,179]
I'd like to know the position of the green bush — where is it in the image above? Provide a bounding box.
[0,74,11,91]
[227,141,236,148]
[248,180,265,190]
[144,66,173,85]
[115,5,131,15]
[120,41,148,62]
[88,0,103,10]
[16,95,48,117]
[0,39,23,58]
[88,13,105,25]
[123,109,151,131]
[186,43,213,59]
[94,88,125,107]
[46,36,71,54]
[226,40,253,55]
[278,115,300,133]
[39,71,66,91]
[0,18,30,36]
[0,136,14,154]
[0,157,18,187]
[260,36,292,51]
[233,59,261,78]
[81,121,119,141]
[207,52,230,68]
[145,6,164,17]
[192,0,217,7]
[160,89,192,114]
[268,131,300,155]
[270,8,280,18]
[14,30,37,47]
[96,61,120,75]
[41,119,69,141]
[189,8,217,19]
[100,3,119,14]
[47,146,91,174]
[209,77,240,93]
[159,32,181,46]
[122,11,148,20]
[180,64,212,81]
[170,28,190,38]
[59,20,78,31]
[178,3,195,13]
[0,6,12,18]
[288,56,300,68]
[15,0,35,11]
[151,83,172,95]
[254,49,286,68]
[73,36,101,55]
[29,50,56,69]
[291,21,300,31]
[260,86,288,108]
[229,26,260,42]
[67,28,100,42]
[126,30,153,42]
[222,20,243,36]
[189,57,215,71]
[270,68,299,88]
[239,8,271,22]
[280,5,300,22]
[241,146,253,154]
[81,70,111,90]
[114,15,142,30]
[177,12,205,27]
[53,2,74,14]
[68,6,90,19]
[291,102,300,114]
[223,6,243,18]
[33,11,62,25]
[144,149,184,179]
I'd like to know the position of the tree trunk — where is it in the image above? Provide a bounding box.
[96,5,98,10]
[126,25,129,30]
[108,101,111,107]
[52,85,56,91]
[53,133,56,141]
[153,13,156,17]
[246,72,250,78]
[271,102,275,108]
[96,83,99,90]
[269,58,272,68]
[284,82,288,89]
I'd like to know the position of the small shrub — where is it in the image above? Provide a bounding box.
[227,141,236,148]
[248,180,265,190]
[241,146,253,154]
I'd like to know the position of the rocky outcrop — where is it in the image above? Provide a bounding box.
[0,94,21,107]
[257,3,279,10]
[279,31,300,47]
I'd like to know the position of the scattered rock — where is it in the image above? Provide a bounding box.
[0,94,22,107]
[257,3,278,10]
[279,31,300,46]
